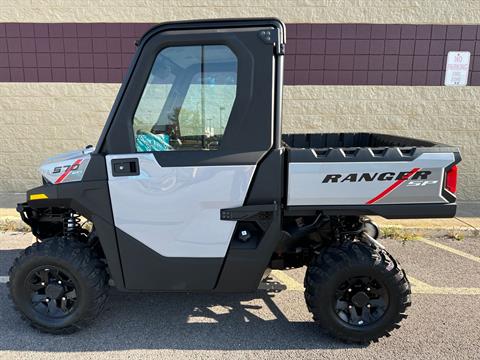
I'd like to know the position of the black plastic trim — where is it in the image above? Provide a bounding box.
[284,133,461,163]
[82,153,108,181]
[153,150,267,167]
[244,148,285,205]
[220,204,277,221]
[285,203,457,219]
[215,149,285,292]
[283,132,438,148]
[111,158,140,176]
[116,229,223,291]
[215,209,283,292]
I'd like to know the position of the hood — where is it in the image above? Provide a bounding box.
[40,147,94,185]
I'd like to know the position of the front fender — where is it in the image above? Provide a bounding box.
[18,180,126,289]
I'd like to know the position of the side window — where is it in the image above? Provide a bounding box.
[133,45,238,152]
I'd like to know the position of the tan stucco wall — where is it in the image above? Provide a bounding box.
[283,86,479,201]
[0,83,478,201]
[0,1,479,202]
[1,1,480,24]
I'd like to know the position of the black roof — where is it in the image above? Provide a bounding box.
[137,18,286,47]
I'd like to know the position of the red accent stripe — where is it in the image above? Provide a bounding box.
[366,168,421,205]
[54,159,83,184]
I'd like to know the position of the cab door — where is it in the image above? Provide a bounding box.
[99,20,283,290]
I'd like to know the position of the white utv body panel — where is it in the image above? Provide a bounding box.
[40,147,93,184]
[288,152,455,206]
[106,153,255,258]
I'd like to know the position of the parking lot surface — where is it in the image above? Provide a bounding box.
[0,232,479,360]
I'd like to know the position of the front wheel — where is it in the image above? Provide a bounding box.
[304,241,411,343]
[8,237,109,334]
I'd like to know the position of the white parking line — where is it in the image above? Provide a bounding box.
[417,238,480,264]
[409,276,480,295]
[268,271,480,296]
[270,270,304,291]
[1,268,479,296]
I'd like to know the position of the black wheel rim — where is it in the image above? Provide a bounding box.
[25,266,78,318]
[334,276,388,326]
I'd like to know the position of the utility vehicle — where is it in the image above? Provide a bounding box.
[9,18,461,342]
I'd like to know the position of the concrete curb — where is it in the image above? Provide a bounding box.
[0,208,17,217]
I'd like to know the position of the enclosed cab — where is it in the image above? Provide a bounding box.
[9,18,460,342]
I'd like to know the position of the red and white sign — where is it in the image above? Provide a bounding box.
[445,51,470,86]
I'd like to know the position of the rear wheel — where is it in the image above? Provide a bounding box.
[8,237,109,334]
[304,241,411,343]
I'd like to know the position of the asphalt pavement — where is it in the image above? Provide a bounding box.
[0,232,479,360]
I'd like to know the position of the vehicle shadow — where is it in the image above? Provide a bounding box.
[0,248,366,352]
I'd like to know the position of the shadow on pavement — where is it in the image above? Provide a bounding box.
[0,249,365,352]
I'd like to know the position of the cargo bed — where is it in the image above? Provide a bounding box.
[283,132,461,219]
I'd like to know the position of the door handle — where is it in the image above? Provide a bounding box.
[111,158,140,177]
